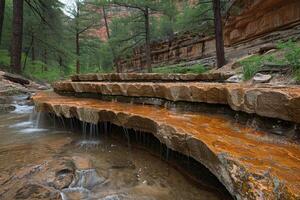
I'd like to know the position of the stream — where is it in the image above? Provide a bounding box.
[0,95,231,200]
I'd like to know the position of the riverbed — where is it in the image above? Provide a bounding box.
[0,95,231,200]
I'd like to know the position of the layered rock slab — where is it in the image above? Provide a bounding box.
[53,81,300,124]
[71,73,233,82]
[33,91,300,200]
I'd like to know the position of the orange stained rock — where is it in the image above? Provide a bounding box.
[33,91,300,198]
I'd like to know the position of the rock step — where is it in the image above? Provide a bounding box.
[53,81,300,124]
[33,91,300,200]
[70,73,233,82]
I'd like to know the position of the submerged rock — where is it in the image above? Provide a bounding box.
[72,156,93,170]
[70,169,105,190]
[0,157,76,199]
[15,184,61,200]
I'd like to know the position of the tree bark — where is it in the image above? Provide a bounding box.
[213,0,225,68]
[11,0,23,74]
[144,7,152,73]
[0,0,5,45]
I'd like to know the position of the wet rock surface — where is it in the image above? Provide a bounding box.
[33,91,300,200]
[53,81,300,123]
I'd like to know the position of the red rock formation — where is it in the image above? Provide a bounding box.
[224,0,300,45]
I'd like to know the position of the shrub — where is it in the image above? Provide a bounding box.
[240,55,263,80]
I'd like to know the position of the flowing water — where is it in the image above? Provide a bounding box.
[0,95,232,200]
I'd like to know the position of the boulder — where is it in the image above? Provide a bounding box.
[225,74,243,83]
[252,73,272,83]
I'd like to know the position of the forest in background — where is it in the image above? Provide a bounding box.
[0,0,230,82]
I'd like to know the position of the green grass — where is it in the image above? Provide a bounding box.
[23,62,65,83]
[0,49,70,83]
[240,40,300,80]
[240,55,264,80]
[153,64,208,74]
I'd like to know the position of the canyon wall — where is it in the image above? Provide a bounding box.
[116,34,216,72]
[116,0,300,72]
[224,0,300,45]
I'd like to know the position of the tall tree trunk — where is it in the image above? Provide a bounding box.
[102,6,110,39]
[43,48,48,71]
[76,32,80,74]
[23,33,34,71]
[75,1,80,74]
[213,0,225,68]
[58,55,63,67]
[144,7,152,73]
[31,32,35,62]
[11,0,23,74]
[0,0,5,45]
[102,6,120,73]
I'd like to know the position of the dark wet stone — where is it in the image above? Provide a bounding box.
[0,104,15,113]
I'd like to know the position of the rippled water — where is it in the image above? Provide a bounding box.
[0,95,231,200]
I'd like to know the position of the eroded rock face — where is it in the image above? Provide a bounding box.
[33,92,300,200]
[53,81,300,123]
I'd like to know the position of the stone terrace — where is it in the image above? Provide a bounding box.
[54,73,300,124]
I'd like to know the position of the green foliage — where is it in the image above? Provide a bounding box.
[175,3,214,34]
[153,64,207,74]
